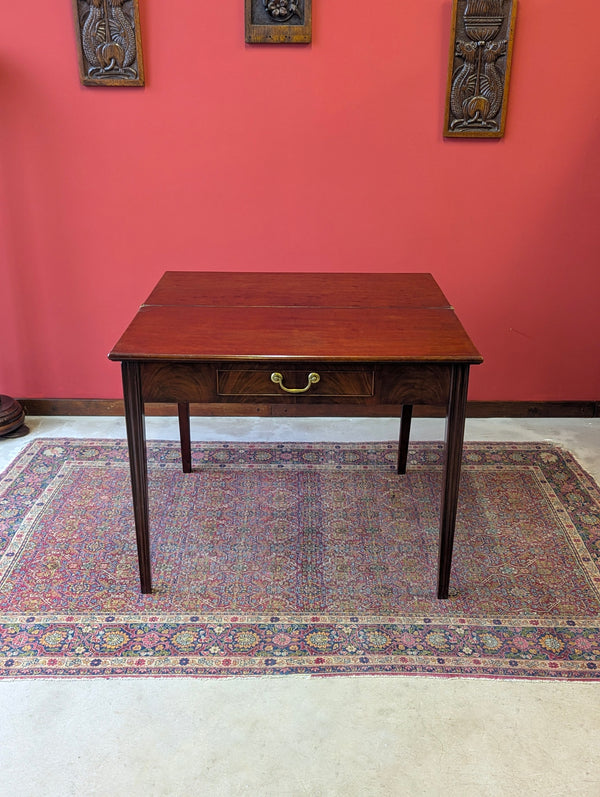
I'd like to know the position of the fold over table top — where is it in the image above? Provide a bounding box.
[109,272,483,364]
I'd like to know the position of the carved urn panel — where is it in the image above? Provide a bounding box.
[444,0,517,137]
[245,0,312,43]
[72,0,144,86]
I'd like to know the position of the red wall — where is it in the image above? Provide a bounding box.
[1,2,599,402]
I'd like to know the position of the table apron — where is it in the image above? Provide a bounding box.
[138,361,453,407]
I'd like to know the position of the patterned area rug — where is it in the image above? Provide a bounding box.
[1,439,599,680]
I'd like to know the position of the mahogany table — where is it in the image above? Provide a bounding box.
[109,272,482,599]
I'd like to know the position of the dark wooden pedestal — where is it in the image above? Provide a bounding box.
[0,395,28,438]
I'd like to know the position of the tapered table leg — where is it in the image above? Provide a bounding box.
[397,404,413,474]
[437,364,470,599]
[178,402,192,473]
[122,362,152,594]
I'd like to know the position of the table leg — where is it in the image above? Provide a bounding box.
[437,364,470,599]
[178,402,192,473]
[122,362,152,594]
[397,404,413,474]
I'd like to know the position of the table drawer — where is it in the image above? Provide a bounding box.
[139,361,451,406]
[217,368,374,398]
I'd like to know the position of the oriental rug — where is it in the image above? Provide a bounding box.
[0,439,599,680]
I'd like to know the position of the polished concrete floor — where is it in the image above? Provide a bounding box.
[1,416,599,796]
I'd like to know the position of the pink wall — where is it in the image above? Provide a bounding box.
[1,2,599,402]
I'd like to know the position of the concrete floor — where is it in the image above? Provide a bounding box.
[1,416,599,796]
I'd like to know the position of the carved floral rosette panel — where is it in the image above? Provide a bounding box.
[73,0,144,86]
[245,0,312,44]
[444,0,516,137]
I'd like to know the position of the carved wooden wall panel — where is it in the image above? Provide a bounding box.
[72,0,144,86]
[444,0,516,137]
[245,0,312,44]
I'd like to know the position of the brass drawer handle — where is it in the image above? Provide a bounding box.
[271,371,320,394]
